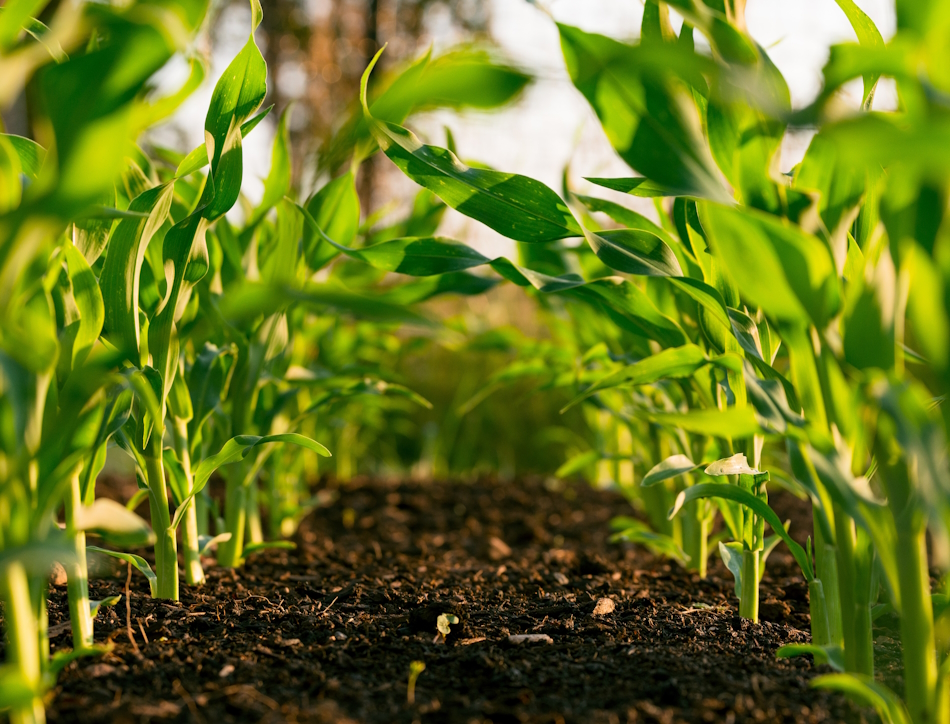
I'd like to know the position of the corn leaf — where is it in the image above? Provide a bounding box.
[361,50,582,243]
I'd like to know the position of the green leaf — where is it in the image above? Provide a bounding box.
[89,595,122,618]
[249,105,291,225]
[832,0,885,107]
[701,203,840,327]
[61,245,104,369]
[361,50,582,243]
[1,133,45,179]
[303,171,361,270]
[76,499,155,547]
[242,540,296,556]
[609,516,689,563]
[173,433,331,529]
[201,0,267,220]
[585,177,683,198]
[670,483,814,580]
[811,674,911,724]
[718,540,744,598]
[555,450,600,478]
[641,454,700,487]
[562,344,708,411]
[197,532,232,555]
[558,24,728,202]
[583,227,683,276]
[776,643,845,672]
[100,184,175,364]
[87,547,157,597]
[646,406,760,439]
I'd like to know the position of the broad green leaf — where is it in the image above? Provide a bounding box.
[304,171,361,270]
[86,547,157,597]
[648,406,761,439]
[610,517,688,563]
[61,245,104,368]
[555,450,600,478]
[670,483,814,580]
[704,453,761,476]
[585,176,682,198]
[175,106,273,178]
[584,227,683,277]
[361,50,582,243]
[832,0,885,107]
[562,344,708,411]
[776,643,845,672]
[198,532,232,555]
[719,540,744,597]
[173,433,331,529]
[76,495,154,548]
[0,135,21,213]
[300,200,490,276]
[641,454,700,487]
[1,133,45,179]
[100,184,175,364]
[811,674,911,724]
[701,203,840,327]
[558,24,729,202]
[350,237,490,276]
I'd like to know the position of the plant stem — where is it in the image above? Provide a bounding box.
[172,419,204,586]
[895,526,938,724]
[64,468,93,649]
[246,477,263,545]
[833,507,858,672]
[813,511,844,647]
[739,548,759,621]
[3,561,46,724]
[681,499,708,578]
[144,452,179,601]
[217,474,246,568]
[808,578,832,647]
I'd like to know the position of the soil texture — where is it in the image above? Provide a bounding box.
[37,477,878,723]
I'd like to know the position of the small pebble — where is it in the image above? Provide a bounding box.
[219,664,235,678]
[553,572,569,585]
[508,634,553,644]
[592,597,616,616]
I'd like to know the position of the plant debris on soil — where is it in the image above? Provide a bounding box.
[35,477,884,723]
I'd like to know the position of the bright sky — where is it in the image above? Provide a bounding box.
[149,0,897,258]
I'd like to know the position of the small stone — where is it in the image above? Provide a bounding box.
[592,597,616,616]
[88,664,116,678]
[508,634,553,644]
[488,536,512,560]
[218,664,235,678]
[332,631,347,640]
[552,572,569,585]
[50,562,67,587]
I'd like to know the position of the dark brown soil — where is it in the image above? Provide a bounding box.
[42,478,873,724]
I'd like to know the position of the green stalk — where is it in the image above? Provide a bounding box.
[895,527,938,724]
[144,451,179,601]
[813,510,844,646]
[808,578,832,647]
[245,477,263,545]
[739,548,759,621]
[195,490,210,537]
[64,469,93,649]
[172,419,204,586]
[833,507,859,672]
[3,561,46,724]
[680,498,708,578]
[217,473,246,568]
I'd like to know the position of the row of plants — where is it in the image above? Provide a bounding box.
[296,2,947,723]
[0,0,546,720]
[1,0,948,722]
